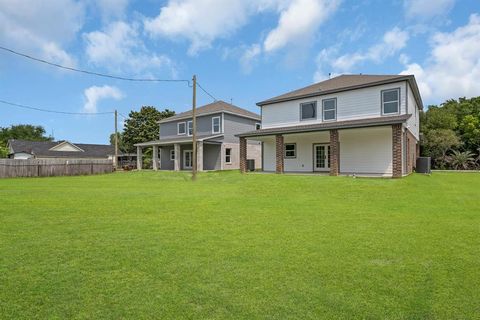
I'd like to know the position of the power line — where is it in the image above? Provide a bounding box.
[0,99,114,115]
[196,81,218,101]
[0,45,191,85]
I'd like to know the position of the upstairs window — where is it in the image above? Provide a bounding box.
[284,143,296,158]
[187,120,193,136]
[382,88,400,115]
[225,148,232,164]
[300,102,317,120]
[255,123,261,130]
[323,98,337,121]
[177,122,186,135]
[212,116,221,134]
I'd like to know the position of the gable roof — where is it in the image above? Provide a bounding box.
[257,74,423,109]
[159,100,260,123]
[8,140,114,158]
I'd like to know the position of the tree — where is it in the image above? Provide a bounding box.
[0,144,8,158]
[122,106,174,152]
[109,132,128,153]
[422,129,461,169]
[446,150,475,170]
[0,124,53,158]
[458,115,480,151]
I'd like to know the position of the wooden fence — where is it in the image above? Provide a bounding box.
[0,159,113,178]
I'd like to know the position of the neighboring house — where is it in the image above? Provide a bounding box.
[7,139,116,161]
[134,101,262,171]
[237,74,422,178]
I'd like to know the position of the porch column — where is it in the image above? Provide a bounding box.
[275,134,284,174]
[174,143,180,171]
[152,145,158,171]
[239,137,247,173]
[196,141,203,172]
[392,124,403,178]
[136,146,142,170]
[329,129,339,176]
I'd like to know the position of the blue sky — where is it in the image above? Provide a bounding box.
[0,0,479,144]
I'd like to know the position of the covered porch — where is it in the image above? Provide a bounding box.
[237,115,411,178]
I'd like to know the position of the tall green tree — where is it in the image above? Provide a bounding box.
[122,106,174,152]
[0,124,53,158]
[109,132,128,153]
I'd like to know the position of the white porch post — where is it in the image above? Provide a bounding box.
[174,143,180,171]
[136,146,142,170]
[196,141,203,172]
[152,145,158,171]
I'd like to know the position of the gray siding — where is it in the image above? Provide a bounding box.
[160,113,223,140]
[223,113,261,145]
[160,146,174,170]
[203,143,221,170]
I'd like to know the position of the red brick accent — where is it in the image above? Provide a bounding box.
[275,134,284,174]
[392,124,403,178]
[329,129,339,176]
[405,130,418,174]
[239,137,247,173]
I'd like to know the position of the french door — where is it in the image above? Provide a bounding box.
[183,150,193,169]
[313,144,330,171]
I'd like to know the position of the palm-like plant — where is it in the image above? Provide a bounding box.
[446,150,476,170]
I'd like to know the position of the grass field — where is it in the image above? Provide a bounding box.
[0,171,479,319]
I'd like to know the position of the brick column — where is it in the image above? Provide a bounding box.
[275,134,284,174]
[152,145,158,171]
[329,129,339,176]
[239,137,247,173]
[392,124,403,178]
[136,146,142,170]
[196,141,203,172]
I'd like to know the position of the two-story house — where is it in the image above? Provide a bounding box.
[134,100,262,171]
[237,74,422,178]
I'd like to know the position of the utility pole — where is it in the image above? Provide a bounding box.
[114,109,118,169]
[192,75,197,181]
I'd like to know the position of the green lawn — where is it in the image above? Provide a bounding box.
[0,171,479,319]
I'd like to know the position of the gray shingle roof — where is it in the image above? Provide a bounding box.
[236,114,411,138]
[8,140,114,158]
[159,100,260,123]
[257,74,423,109]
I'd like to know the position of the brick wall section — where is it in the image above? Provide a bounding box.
[405,130,418,174]
[392,124,403,178]
[239,137,247,173]
[275,134,284,174]
[329,129,339,176]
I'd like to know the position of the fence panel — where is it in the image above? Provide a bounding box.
[0,159,113,178]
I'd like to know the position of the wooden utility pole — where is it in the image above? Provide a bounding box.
[114,109,118,169]
[192,75,197,181]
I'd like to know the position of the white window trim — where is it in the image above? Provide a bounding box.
[177,122,186,135]
[381,88,401,115]
[322,98,337,122]
[284,143,296,158]
[212,116,221,134]
[225,148,232,164]
[255,123,261,130]
[187,120,193,136]
[170,149,175,161]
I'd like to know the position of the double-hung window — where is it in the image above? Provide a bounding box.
[382,88,400,115]
[225,148,232,164]
[170,149,175,161]
[177,122,186,135]
[187,120,193,136]
[322,98,336,121]
[284,143,296,158]
[255,123,261,130]
[212,116,221,134]
[300,102,317,121]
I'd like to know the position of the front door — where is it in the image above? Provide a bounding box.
[183,150,193,169]
[313,144,330,171]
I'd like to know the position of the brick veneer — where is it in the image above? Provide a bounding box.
[275,134,284,174]
[239,137,247,173]
[392,124,403,178]
[329,129,339,176]
[405,130,418,174]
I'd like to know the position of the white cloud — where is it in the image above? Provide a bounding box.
[240,44,262,74]
[144,0,339,55]
[263,0,340,52]
[84,21,175,76]
[400,14,480,104]
[0,0,84,67]
[83,85,124,113]
[404,0,455,20]
[92,0,129,21]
